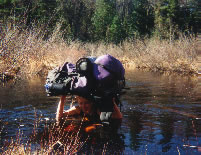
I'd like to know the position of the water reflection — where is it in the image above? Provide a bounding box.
[127,110,143,151]
[158,113,175,152]
[123,71,201,154]
[0,71,201,154]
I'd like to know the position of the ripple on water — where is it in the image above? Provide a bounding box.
[0,71,201,154]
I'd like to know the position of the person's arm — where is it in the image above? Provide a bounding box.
[111,99,123,119]
[111,103,123,119]
[56,96,81,123]
[56,96,66,122]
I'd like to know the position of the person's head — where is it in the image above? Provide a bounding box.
[76,96,94,115]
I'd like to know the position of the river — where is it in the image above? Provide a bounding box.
[0,70,201,154]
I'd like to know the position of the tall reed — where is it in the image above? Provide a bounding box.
[1,113,113,154]
[1,115,87,154]
[0,23,86,78]
[81,37,198,74]
[0,22,198,79]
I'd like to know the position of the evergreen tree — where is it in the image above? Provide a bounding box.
[123,0,154,39]
[0,0,199,42]
[154,0,181,39]
[56,0,94,41]
[0,0,13,23]
[168,0,180,40]
[178,0,200,35]
[153,0,199,39]
[92,0,116,41]
[106,15,125,44]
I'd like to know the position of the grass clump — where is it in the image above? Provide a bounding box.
[0,23,198,80]
[0,23,86,80]
[120,37,198,74]
[1,117,88,154]
[1,112,121,154]
[81,37,198,74]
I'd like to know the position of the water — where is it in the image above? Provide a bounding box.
[0,71,201,154]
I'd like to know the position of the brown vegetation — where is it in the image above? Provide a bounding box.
[0,24,87,79]
[0,24,198,81]
[1,114,110,154]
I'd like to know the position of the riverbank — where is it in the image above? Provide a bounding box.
[0,26,198,81]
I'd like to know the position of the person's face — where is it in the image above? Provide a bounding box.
[77,97,93,115]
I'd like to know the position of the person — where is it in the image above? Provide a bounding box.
[56,95,122,123]
[48,54,125,154]
[54,96,124,154]
[55,54,125,129]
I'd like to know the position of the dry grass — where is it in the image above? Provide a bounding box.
[0,108,111,154]
[0,23,198,80]
[81,37,198,74]
[0,107,124,154]
[1,116,90,154]
[0,118,112,155]
[0,23,87,79]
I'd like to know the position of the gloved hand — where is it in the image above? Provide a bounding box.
[100,112,113,122]
[98,97,114,123]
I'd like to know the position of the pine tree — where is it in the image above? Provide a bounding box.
[0,0,13,23]
[106,15,125,44]
[92,0,116,41]
[123,0,154,39]
[154,0,180,40]
[56,0,94,41]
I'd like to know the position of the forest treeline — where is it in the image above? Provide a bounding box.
[0,0,200,43]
